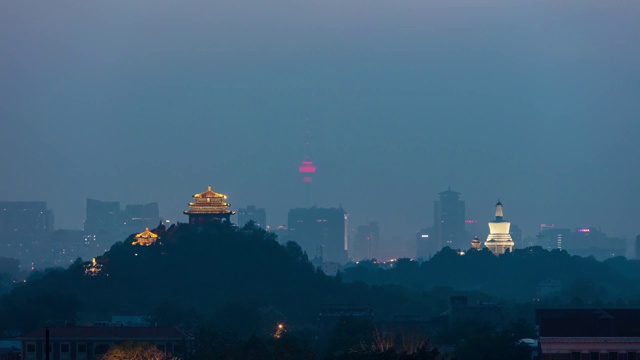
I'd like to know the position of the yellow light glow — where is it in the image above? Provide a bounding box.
[84,257,103,276]
[274,323,285,339]
[184,185,235,216]
[132,227,159,246]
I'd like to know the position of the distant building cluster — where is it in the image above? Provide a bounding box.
[0,199,161,269]
[237,205,266,229]
[0,202,54,268]
[416,191,517,258]
[0,177,635,270]
[84,199,161,256]
[414,187,628,261]
[536,225,625,260]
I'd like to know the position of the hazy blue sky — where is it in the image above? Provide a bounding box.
[1,1,639,249]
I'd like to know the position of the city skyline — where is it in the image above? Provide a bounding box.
[2,2,640,359]
[1,185,631,242]
[2,1,639,243]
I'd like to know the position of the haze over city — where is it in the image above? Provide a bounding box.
[5,2,640,360]
[2,0,639,244]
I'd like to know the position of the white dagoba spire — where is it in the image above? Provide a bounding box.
[495,200,503,219]
[485,199,514,255]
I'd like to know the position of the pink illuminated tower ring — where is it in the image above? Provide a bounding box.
[298,130,316,206]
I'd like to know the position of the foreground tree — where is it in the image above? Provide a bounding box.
[99,342,179,360]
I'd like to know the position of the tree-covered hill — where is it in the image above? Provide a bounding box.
[343,246,640,304]
[0,222,424,334]
[4,222,640,339]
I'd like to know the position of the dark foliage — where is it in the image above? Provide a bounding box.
[343,247,640,304]
[0,222,413,334]
[3,222,639,358]
[191,326,316,360]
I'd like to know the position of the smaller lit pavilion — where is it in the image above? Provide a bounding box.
[471,236,482,250]
[132,227,159,246]
[84,258,103,277]
[184,185,235,225]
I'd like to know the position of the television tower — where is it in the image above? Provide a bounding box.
[298,130,316,207]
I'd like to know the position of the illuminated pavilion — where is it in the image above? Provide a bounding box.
[184,185,235,225]
[471,236,482,250]
[84,257,103,277]
[132,227,159,246]
[485,200,515,255]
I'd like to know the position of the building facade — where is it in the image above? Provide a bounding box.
[84,199,160,257]
[537,309,640,360]
[287,206,348,263]
[565,227,625,260]
[351,221,380,261]
[122,203,161,235]
[416,227,437,260]
[237,205,267,229]
[433,188,465,250]
[21,326,189,360]
[536,225,570,251]
[0,201,54,266]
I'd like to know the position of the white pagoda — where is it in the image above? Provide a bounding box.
[485,200,514,255]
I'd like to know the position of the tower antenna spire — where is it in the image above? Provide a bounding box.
[304,129,311,160]
[298,127,316,207]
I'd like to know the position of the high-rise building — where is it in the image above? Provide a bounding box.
[84,199,123,253]
[287,206,348,264]
[272,225,290,244]
[0,202,54,234]
[84,199,120,234]
[464,219,484,242]
[183,185,235,225]
[485,200,514,255]
[433,188,466,249]
[351,222,380,261]
[123,203,160,231]
[510,224,523,248]
[0,201,54,265]
[416,227,437,260]
[47,229,84,267]
[536,224,569,251]
[563,227,625,260]
[83,199,161,257]
[237,206,267,229]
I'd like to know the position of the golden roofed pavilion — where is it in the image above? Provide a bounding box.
[471,236,482,250]
[184,185,235,225]
[132,227,159,246]
[84,257,103,276]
